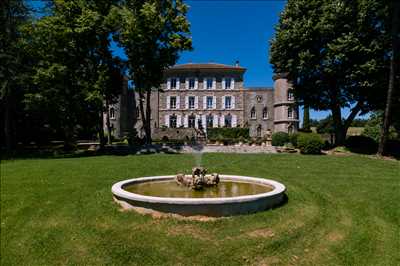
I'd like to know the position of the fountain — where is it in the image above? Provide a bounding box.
[112,166,286,217]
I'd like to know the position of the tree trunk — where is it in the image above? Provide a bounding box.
[303,104,310,131]
[98,108,106,150]
[105,100,112,145]
[331,105,345,146]
[144,89,152,144]
[3,82,16,153]
[378,0,399,156]
[138,90,148,143]
[63,124,75,151]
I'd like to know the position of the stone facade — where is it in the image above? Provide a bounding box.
[106,63,299,139]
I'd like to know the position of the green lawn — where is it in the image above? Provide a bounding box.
[1,154,399,265]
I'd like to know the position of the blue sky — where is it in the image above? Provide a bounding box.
[31,0,367,122]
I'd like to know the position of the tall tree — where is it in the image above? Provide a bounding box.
[0,0,30,152]
[378,0,400,155]
[114,0,192,143]
[270,0,390,145]
[25,0,123,150]
[302,105,310,131]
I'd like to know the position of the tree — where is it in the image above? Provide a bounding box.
[25,0,124,150]
[270,0,390,145]
[378,0,400,155]
[302,105,311,131]
[114,0,192,143]
[0,0,30,152]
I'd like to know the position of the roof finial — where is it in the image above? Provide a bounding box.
[235,60,240,67]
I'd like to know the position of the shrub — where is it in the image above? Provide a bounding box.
[289,133,299,148]
[297,133,324,154]
[207,128,249,142]
[345,135,378,154]
[272,132,289,146]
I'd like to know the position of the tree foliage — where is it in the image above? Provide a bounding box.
[270,0,392,145]
[113,0,192,143]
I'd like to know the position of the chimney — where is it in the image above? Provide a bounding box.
[235,60,240,67]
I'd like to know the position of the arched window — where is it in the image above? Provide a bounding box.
[225,114,232,128]
[188,114,196,128]
[169,114,177,128]
[287,89,294,101]
[109,107,115,119]
[250,107,256,119]
[288,106,293,118]
[262,107,268,119]
[257,125,262,137]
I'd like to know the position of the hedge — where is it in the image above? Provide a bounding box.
[345,135,378,154]
[271,132,289,146]
[207,128,249,141]
[297,133,324,154]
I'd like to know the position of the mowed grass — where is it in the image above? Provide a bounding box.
[1,154,399,266]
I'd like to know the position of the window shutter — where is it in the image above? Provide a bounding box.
[165,115,169,127]
[176,78,180,90]
[195,78,198,90]
[195,114,199,128]
[213,96,216,109]
[232,96,235,109]
[203,96,207,109]
[221,96,225,110]
[202,115,206,129]
[166,96,170,109]
[185,78,189,90]
[232,115,237,127]
[220,115,225,126]
[167,78,171,90]
[213,77,216,90]
[222,78,225,90]
[195,96,198,109]
[213,115,219,128]
[176,96,180,109]
[203,78,207,90]
[184,115,188,127]
[231,78,235,90]
[176,114,181,127]
[185,96,189,109]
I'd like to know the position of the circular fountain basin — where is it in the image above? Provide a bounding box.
[112,175,286,217]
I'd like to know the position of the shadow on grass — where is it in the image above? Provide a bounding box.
[1,144,185,160]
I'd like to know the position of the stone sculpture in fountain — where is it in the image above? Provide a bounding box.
[175,167,220,190]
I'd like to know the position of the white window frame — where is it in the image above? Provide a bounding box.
[188,96,195,109]
[170,96,177,109]
[109,107,115,119]
[224,96,232,109]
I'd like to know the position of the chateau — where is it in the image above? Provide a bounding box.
[107,63,299,140]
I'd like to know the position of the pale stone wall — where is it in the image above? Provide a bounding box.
[273,77,299,133]
[243,89,275,138]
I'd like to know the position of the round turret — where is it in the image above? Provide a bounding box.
[273,74,299,133]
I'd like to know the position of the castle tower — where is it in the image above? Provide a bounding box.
[273,74,299,133]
